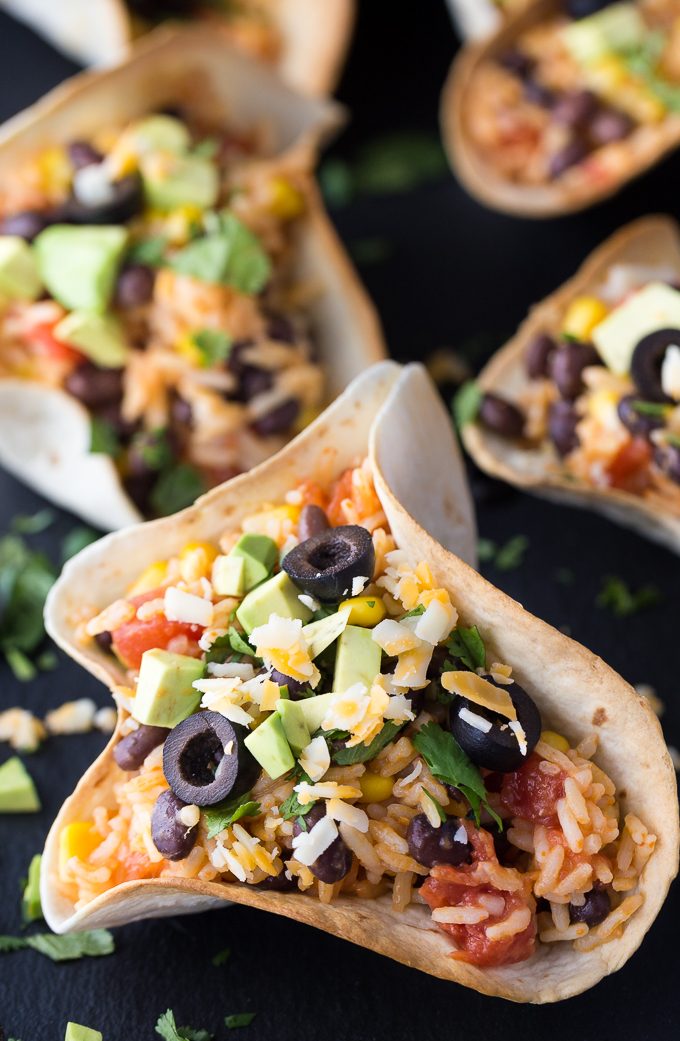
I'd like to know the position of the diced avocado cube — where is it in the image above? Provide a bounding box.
[65,1023,103,1041]
[53,311,129,368]
[0,235,42,300]
[276,700,311,755]
[244,712,295,779]
[333,625,382,693]
[236,571,312,635]
[34,224,128,313]
[0,756,40,812]
[592,282,680,375]
[133,649,204,728]
[22,852,43,923]
[562,3,646,65]
[296,692,334,734]
[228,533,278,592]
[129,114,191,156]
[212,553,245,597]
[302,609,350,659]
[142,153,219,212]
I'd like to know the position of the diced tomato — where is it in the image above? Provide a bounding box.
[606,437,652,494]
[112,851,164,885]
[326,468,355,527]
[111,588,204,671]
[499,753,566,826]
[295,479,329,513]
[26,321,83,366]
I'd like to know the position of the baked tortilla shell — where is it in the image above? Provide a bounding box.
[42,363,676,1002]
[441,0,680,218]
[462,215,680,552]
[0,28,386,529]
[0,0,355,97]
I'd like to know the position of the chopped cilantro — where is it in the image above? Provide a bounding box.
[90,416,121,457]
[622,35,680,112]
[0,533,56,678]
[133,429,174,472]
[204,627,259,665]
[203,792,261,839]
[320,132,447,207]
[413,722,500,828]
[401,605,425,619]
[0,929,114,961]
[211,946,231,967]
[21,854,43,923]
[61,526,99,562]
[596,576,661,618]
[349,237,392,267]
[155,1010,214,1041]
[332,721,404,766]
[452,380,482,430]
[170,213,271,295]
[11,510,54,535]
[630,400,670,417]
[446,625,485,672]
[478,535,528,571]
[279,790,317,822]
[191,329,232,367]
[554,567,574,586]
[225,1013,256,1029]
[4,648,36,682]
[150,463,206,517]
[127,235,168,266]
[476,537,497,562]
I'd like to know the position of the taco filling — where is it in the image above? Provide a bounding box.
[57,459,655,967]
[468,265,680,510]
[466,0,680,189]
[0,108,323,518]
[125,1,281,65]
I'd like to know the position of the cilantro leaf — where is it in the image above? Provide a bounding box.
[596,576,661,618]
[170,213,271,295]
[191,329,232,367]
[279,790,317,822]
[0,534,56,676]
[225,1013,256,1029]
[413,722,500,828]
[0,936,28,952]
[401,605,425,619]
[61,526,99,562]
[630,400,670,417]
[204,627,259,665]
[211,946,231,967]
[446,625,486,672]
[150,463,206,517]
[0,929,114,961]
[203,792,261,839]
[127,235,168,266]
[155,1010,213,1041]
[11,509,54,535]
[452,380,482,430]
[331,720,404,766]
[478,535,528,572]
[90,416,121,456]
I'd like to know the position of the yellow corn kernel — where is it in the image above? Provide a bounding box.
[586,56,628,94]
[128,560,168,596]
[162,204,204,246]
[175,333,203,367]
[59,821,100,872]
[562,296,608,341]
[541,730,570,753]
[267,176,305,220]
[37,146,72,194]
[586,388,619,426]
[339,595,387,627]
[179,541,219,582]
[358,772,394,804]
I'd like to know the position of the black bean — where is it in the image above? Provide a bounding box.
[569,884,610,926]
[617,395,665,439]
[525,332,557,379]
[548,139,589,179]
[498,49,534,79]
[406,814,471,868]
[123,471,156,516]
[93,402,139,441]
[127,428,176,477]
[59,172,144,225]
[267,668,312,700]
[64,361,124,408]
[292,804,352,883]
[94,630,113,654]
[548,400,580,457]
[653,442,680,484]
[550,341,600,399]
[266,312,296,344]
[588,108,634,146]
[151,789,198,861]
[478,393,525,438]
[297,503,330,542]
[114,724,167,771]
[253,867,297,891]
[552,90,598,129]
[250,398,300,438]
[68,141,104,169]
[240,366,273,401]
[115,264,155,309]
[0,209,51,241]
[524,79,556,108]
[170,393,193,429]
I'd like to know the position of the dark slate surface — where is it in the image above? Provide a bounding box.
[0,2,678,1038]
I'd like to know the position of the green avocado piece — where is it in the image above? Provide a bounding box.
[129,114,191,155]
[132,648,205,728]
[0,235,42,300]
[53,311,130,368]
[302,609,350,660]
[35,224,128,313]
[0,756,40,812]
[296,692,334,734]
[22,852,43,923]
[244,712,295,779]
[142,153,219,212]
[236,571,312,635]
[276,700,311,755]
[65,1023,103,1041]
[212,553,245,597]
[562,2,646,65]
[333,624,382,694]
[228,533,278,592]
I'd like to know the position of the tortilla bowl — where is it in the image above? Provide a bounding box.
[0,27,386,530]
[441,0,680,218]
[462,215,680,553]
[41,362,677,1002]
[0,0,356,97]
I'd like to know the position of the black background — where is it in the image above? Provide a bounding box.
[0,2,678,1038]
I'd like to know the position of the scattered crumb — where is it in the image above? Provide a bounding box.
[635,683,665,717]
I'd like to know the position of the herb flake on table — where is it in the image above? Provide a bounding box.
[10,509,54,535]
[211,947,231,967]
[320,132,447,207]
[61,526,99,562]
[155,1010,213,1041]
[477,535,529,572]
[413,721,501,828]
[0,532,56,679]
[596,576,661,618]
[225,1013,257,1029]
[0,928,114,961]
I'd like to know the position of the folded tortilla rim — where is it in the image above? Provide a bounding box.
[41,365,677,1002]
[441,0,680,218]
[462,214,680,552]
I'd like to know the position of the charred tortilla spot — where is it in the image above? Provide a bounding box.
[592,707,607,726]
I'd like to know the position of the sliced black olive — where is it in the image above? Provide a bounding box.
[449,677,541,773]
[569,884,610,926]
[292,804,352,883]
[163,711,259,806]
[283,524,375,603]
[630,328,679,403]
[59,172,144,225]
[406,813,471,868]
[151,789,198,861]
[114,724,167,771]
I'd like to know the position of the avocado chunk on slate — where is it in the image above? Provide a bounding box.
[333,624,382,693]
[65,1024,103,1041]
[244,712,295,779]
[236,571,312,635]
[276,700,311,754]
[0,235,43,300]
[34,224,128,313]
[54,311,129,368]
[228,533,278,592]
[133,648,204,728]
[0,756,40,812]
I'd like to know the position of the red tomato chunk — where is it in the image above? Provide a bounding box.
[499,753,566,826]
[111,589,204,670]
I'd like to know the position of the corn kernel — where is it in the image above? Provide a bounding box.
[175,333,203,367]
[562,296,609,341]
[37,146,72,195]
[128,560,168,597]
[267,176,305,220]
[339,595,387,627]
[358,772,394,804]
[59,821,100,872]
[541,730,570,753]
[179,541,219,582]
[163,204,204,246]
